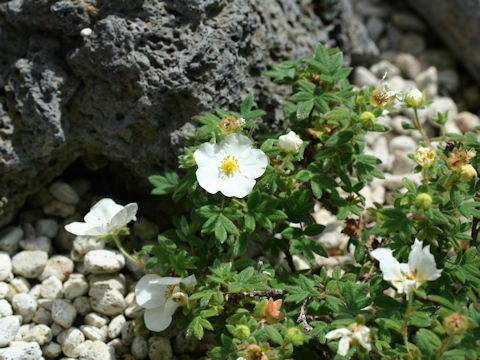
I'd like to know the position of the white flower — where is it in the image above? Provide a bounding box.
[405,88,425,107]
[414,146,436,167]
[278,131,303,154]
[371,239,442,298]
[193,133,268,198]
[135,274,197,332]
[325,323,371,356]
[64,198,137,237]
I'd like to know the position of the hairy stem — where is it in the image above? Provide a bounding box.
[401,294,414,355]
[413,108,431,146]
[112,232,143,266]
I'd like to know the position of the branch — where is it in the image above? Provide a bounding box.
[297,298,313,333]
[472,217,479,244]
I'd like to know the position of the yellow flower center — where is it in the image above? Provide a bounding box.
[220,155,240,176]
[165,284,177,299]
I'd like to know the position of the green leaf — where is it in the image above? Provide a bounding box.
[149,172,179,195]
[241,95,254,114]
[281,227,303,239]
[264,325,283,345]
[290,237,328,265]
[325,130,354,147]
[298,80,317,94]
[298,99,314,119]
[304,224,326,236]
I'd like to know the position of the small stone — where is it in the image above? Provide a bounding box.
[0,253,12,282]
[121,321,134,346]
[32,307,52,325]
[399,33,426,55]
[316,222,349,250]
[37,299,53,311]
[124,292,143,319]
[0,299,12,317]
[14,324,32,341]
[392,12,426,33]
[106,338,124,353]
[73,296,91,316]
[415,66,438,99]
[0,316,20,346]
[11,250,48,279]
[0,341,42,360]
[61,328,85,357]
[352,66,378,87]
[39,255,74,282]
[148,336,173,360]
[89,274,125,295]
[291,254,310,271]
[438,69,459,93]
[384,173,422,190]
[23,324,52,345]
[71,237,105,260]
[0,283,9,299]
[369,60,400,79]
[40,276,63,300]
[70,178,91,197]
[425,97,458,128]
[27,285,40,301]
[75,340,115,360]
[131,336,148,359]
[35,219,59,239]
[387,75,416,92]
[80,325,106,342]
[0,227,23,255]
[389,135,417,154]
[12,293,37,323]
[50,323,63,337]
[10,278,30,294]
[54,226,75,252]
[51,299,77,328]
[366,16,384,42]
[84,250,125,274]
[43,200,76,218]
[19,236,51,253]
[392,150,416,175]
[84,313,108,328]
[455,112,480,133]
[395,53,422,79]
[49,181,79,205]
[29,188,54,207]
[107,314,126,338]
[63,274,89,300]
[42,341,61,358]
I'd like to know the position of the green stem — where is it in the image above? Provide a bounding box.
[401,293,414,355]
[112,232,142,266]
[436,336,451,358]
[413,108,431,146]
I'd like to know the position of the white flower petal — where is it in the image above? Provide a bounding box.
[64,222,95,236]
[218,175,256,198]
[403,279,417,299]
[194,142,220,168]
[353,326,372,351]
[110,202,138,230]
[337,335,351,356]
[83,225,116,237]
[408,240,442,281]
[135,274,168,309]
[325,328,351,340]
[371,248,403,282]
[181,275,197,292]
[222,134,252,154]
[196,167,222,194]
[84,198,123,224]
[238,149,268,179]
[164,297,180,318]
[144,307,173,332]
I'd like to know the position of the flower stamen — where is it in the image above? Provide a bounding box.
[165,284,177,299]
[220,155,240,176]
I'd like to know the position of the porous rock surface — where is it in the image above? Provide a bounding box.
[0,0,377,228]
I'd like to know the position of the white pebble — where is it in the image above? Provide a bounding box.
[0,253,12,282]
[49,181,79,205]
[0,227,23,255]
[84,313,108,328]
[0,299,13,317]
[73,296,91,316]
[0,341,42,360]
[39,255,74,282]
[35,219,59,239]
[81,27,93,37]
[23,324,52,345]
[12,293,37,323]
[40,276,63,300]
[61,328,85,357]
[18,236,51,253]
[84,250,125,274]
[131,336,148,359]
[89,285,125,316]
[11,251,48,279]
[32,307,52,325]
[10,277,30,293]
[42,341,61,358]
[51,299,77,328]
[76,340,115,360]
[80,325,106,342]
[0,316,20,346]
[28,285,42,300]
[0,283,9,299]
[108,314,125,338]
[62,274,88,299]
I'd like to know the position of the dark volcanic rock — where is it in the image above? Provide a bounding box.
[409,0,480,84]
[0,0,375,227]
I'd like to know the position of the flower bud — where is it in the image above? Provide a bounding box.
[279,131,303,154]
[461,164,477,182]
[414,146,436,167]
[171,292,189,306]
[286,327,304,345]
[218,115,245,133]
[233,325,251,340]
[405,89,425,107]
[359,111,376,129]
[415,193,433,210]
[444,313,468,334]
